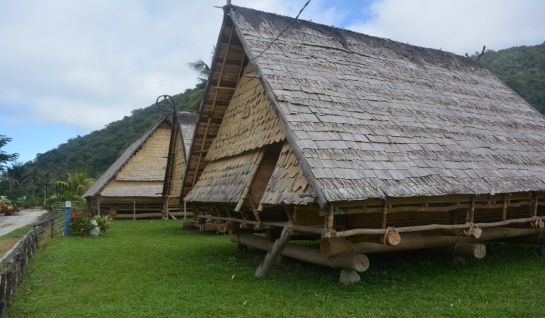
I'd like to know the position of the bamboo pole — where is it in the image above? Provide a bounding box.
[331,217,543,237]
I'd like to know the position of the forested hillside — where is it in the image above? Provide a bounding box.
[479,42,545,114]
[30,88,196,178]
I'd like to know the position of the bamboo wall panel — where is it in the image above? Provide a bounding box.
[101,180,164,197]
[168,132,185,197]
[117,124,170,181]
[206,64,285,161]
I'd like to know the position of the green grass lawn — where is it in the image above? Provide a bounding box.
[5,220,545,318]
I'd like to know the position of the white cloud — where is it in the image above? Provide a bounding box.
[346,0,545,55]
[1,0,543,163]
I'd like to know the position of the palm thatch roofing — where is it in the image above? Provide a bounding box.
[83,117,172,199]
[182,5,545,210]
[178,111,199,159]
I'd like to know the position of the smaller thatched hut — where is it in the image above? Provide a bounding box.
[84,118,172,218]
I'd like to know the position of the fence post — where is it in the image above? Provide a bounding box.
[64,201,72,236]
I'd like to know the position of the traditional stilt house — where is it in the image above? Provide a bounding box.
[182,5,545,282]
[84,110,198,219]
[84,118,172,219]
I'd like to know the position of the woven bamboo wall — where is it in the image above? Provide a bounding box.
[101,180,163,197]
[206,63,285,161]
[168,131,186,197]
[117,123,170,181]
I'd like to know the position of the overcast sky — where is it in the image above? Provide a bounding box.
[1,0,544,164]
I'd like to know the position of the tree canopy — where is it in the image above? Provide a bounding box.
[0,135,18,172]
[479,42,545,114]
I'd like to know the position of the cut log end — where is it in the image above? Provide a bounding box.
[383,229,401,246]
[455,242,486,259]
[329,253,370,272]
[464,226,483,239]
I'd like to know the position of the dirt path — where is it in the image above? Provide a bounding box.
[0,209,49,237]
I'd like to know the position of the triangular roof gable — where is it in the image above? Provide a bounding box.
[83,117,172,198]
[184,5,545,210]
[162,111,199,199]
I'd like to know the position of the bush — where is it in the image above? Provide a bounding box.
[69,212,111,236]
[70,212,94,236]
[94,215,111,233]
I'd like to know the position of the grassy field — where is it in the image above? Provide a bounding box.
[5,219,545,318]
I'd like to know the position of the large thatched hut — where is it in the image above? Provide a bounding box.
[181,5,545,281]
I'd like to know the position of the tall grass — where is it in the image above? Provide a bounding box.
[6,220,545,317]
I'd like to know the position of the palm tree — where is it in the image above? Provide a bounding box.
[187,59,211,111]
[6,162,28,191]
[56,172,95,197]
[187,47,214,111]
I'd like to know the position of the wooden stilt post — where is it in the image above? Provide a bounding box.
[255,221,293,278]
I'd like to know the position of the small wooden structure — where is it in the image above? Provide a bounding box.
[181,5,545,282]
[84,112,198,219]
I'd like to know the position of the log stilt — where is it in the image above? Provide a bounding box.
[436,242,486,259]
[454,243,486,259]
[255,222,292,278]
[327,227,544,255]
[321,238,352,257]
[231,233,369,272]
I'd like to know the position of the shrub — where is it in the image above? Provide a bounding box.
[94,215,111,233]
[70,212,94,236]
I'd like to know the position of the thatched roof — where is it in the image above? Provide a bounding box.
[183,5,545,209]
[178,111,199,159]
[83,117,172,198]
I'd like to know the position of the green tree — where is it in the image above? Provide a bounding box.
[0,135,18,172]
[187,57,211,111]
[56,172,95,197]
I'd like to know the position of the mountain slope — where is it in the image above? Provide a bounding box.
[480,42,545,114]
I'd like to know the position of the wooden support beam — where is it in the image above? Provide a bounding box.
[232,233,369,272]
[331,217,543,237]
[321,229,401,257]
[255,222,293,278]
